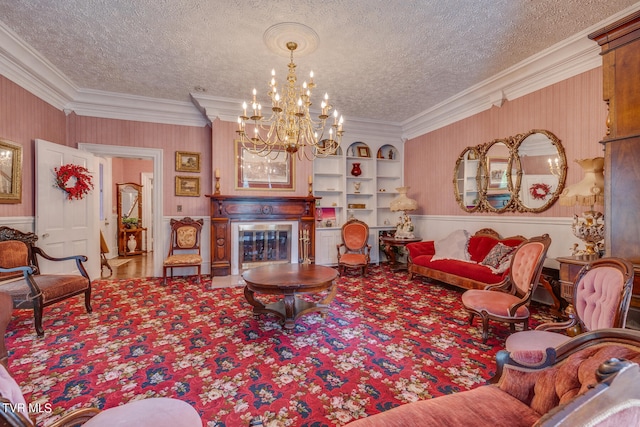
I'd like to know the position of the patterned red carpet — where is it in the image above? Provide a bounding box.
[6,265,554,426]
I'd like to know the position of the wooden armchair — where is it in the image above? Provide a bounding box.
[336,219,371,276]
[163,217,204,285]
[461,234,552,342]
[0,227,92,336]
[505,257,634,365]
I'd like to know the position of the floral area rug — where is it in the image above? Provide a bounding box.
[6,265,555,426]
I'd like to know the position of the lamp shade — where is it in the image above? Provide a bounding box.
[559,157,604,207]
[390,186,418,212]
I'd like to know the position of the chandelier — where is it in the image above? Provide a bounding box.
[237,41,344,160]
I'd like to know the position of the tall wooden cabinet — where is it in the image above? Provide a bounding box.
[589,11,640,322]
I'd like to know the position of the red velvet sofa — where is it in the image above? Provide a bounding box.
[406,228,526,291]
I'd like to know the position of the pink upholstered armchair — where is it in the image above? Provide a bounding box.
[504,257,634,365]
[337,219,371,276]
[461,234,551,343]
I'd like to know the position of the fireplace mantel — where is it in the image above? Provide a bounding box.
[206,194,319,276]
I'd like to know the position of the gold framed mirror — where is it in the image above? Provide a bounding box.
[453,146,482,212]
[454,129,566,213]
[514,129,567,213]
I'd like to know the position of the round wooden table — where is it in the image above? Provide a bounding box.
[242,264,339,330]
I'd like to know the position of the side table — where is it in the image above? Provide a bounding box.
[381,236,421,271]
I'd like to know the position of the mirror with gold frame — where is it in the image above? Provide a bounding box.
[453,146,482,212]
[453,129,566,213]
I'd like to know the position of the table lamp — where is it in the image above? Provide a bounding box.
[390,186,418,239]
[559,157,604,256]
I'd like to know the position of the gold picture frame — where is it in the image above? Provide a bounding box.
[0,139,22,204]
[235,140,294,190]
[357,146,371,158]
[175,151,201,173]
[175,176,200,197]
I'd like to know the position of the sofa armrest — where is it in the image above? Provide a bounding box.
[406,241,435,260]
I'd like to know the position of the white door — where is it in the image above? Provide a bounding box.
[141,172,153,252]
[35,139,100,279]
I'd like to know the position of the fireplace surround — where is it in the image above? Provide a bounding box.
[207,195,319,276]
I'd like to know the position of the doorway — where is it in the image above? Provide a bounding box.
[79,143,164,278]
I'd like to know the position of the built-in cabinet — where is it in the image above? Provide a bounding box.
[313,140,403,265]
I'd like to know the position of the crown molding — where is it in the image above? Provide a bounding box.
[2,3,639,134]
[401,3,640,140]
[67,89,208,127]
[401,34,601,140]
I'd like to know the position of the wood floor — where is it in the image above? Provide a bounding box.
[102,252,154,279]
[101,252,243,288]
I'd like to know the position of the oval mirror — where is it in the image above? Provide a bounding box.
[482,139,515,212]
[454,146,481,212]
[514,129,567,213]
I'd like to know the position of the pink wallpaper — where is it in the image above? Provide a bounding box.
[1,67,608,222]
[404,68,608,218]
[0,76,66,218]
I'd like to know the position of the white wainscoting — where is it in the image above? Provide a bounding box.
[0,217,34,233]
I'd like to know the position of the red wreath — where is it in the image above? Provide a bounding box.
[54,164,94,200]
[529,182,552,200]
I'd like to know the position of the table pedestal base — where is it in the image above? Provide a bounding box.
[244,285,337,330]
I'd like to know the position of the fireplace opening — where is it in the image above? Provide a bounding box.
[236,223,294,271]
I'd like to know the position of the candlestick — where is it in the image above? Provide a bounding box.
[215,168,220,178]
[214,176,221,195]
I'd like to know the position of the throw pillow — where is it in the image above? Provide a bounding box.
[489,253,514,274]
[433,229,470,261]
[481,242,515,268]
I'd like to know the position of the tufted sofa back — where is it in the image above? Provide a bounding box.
[499,342,640,416]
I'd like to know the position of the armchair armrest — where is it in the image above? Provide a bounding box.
[32,247,90,279]
[405,241,435,259]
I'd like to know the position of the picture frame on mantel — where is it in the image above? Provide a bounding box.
[0,139,22,204]
[235,140,294,190]
[175,151,201,173]
[175,176,200,197]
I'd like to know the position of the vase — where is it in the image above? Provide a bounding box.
[350,163,362,177]
[127,235,137,253]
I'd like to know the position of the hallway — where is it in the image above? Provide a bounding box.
[104,252,154,279]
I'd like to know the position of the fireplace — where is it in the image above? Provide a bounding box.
[207,195,318,276]
[231,221,298,275]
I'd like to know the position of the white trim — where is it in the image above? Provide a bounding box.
[1,4,639,132]
[78,143,165,277]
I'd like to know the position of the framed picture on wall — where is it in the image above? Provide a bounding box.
[175,151,201,172]
[0,139,22,204]
[235,140,294,190]
[357,146,371,158]
[175,176,200,196]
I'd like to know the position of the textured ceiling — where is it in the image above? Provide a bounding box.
[1,0,639,123]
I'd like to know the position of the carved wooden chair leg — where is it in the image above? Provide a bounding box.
[481,316,489,343]
[33,300,44,337]
[84,289,93,313]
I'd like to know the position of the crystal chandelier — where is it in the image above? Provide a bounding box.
[237,41,344,160]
